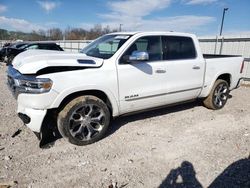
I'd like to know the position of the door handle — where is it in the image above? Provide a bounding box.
[192,65,200,70]
[155,68,166,73]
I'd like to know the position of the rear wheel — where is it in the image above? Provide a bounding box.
[203,79,229,110]
[57,95,110,146]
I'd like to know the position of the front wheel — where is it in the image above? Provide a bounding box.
[203,79,229,110]
[57,95,110,146]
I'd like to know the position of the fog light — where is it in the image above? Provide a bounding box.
[18,113,31,124]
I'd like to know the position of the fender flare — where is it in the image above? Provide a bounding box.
[200,72,232,98]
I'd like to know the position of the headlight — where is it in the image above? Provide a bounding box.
[7,66,53,98]
[16,77,53,94]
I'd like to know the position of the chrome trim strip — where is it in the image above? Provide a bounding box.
[125,87,202,101]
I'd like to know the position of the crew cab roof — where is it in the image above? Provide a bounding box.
[107,31,196,38]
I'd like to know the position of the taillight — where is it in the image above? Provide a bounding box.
[240,60,245,74]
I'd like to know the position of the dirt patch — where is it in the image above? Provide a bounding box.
[0,63,249,188]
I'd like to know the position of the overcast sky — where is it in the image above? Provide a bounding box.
[0,0,249,36]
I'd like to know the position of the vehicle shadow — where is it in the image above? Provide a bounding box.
[38,93,235,148]
[107,100,202,137]
[158,156,250,188]
[39,113,62,149]
[39,100,202,148]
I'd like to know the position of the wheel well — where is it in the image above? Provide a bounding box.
[58,90,113,115]
[217,74,231,87]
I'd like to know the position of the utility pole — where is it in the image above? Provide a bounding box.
[219,8,229,36]
[119,24,123,32]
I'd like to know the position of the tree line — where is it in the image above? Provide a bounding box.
[0,24,119,41]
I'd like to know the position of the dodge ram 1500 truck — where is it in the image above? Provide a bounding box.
[7,32,244,146]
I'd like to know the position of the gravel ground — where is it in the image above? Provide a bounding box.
[0,63,249,188]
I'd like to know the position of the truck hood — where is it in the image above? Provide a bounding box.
[12,50,104,74]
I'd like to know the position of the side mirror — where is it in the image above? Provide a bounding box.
[129,51,149,61]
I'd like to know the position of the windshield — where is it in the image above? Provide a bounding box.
[81,34,131,59]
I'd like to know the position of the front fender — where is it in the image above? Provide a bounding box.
[50,85,120,117]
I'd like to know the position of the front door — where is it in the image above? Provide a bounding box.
[117,36,167,114]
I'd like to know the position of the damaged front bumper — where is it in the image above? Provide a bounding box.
[17,104,47,133]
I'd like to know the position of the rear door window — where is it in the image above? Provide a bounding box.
[162,36,196,60]
[39,44,59,50]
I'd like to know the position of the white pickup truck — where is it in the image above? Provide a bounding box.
[7,32,244,146]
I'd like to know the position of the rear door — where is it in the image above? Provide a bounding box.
[162,36,204,102]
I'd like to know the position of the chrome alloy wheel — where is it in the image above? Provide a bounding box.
[213,83,229,108]
[69,104,106,141]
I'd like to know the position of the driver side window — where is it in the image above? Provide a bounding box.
[121,36,162,62]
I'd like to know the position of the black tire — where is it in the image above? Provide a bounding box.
[57,95,110,146]
[203,79,229,110]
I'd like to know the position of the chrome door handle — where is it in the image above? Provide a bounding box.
[192,65,200,70]
[155,69,166,73]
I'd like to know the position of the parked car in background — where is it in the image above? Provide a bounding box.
[0,48,5,61]
[2,42,11,48]
[4,42,63,65]
[7,31,244,146]
[1,42,28,62]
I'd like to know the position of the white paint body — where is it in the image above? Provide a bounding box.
[11,32,244,133]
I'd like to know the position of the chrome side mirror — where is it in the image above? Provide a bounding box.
[129,51,149,61]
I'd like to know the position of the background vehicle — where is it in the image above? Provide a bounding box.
[0,48,5,61]
[7,32,244,146]
[4,42,63,65]
[0,42,27,61]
